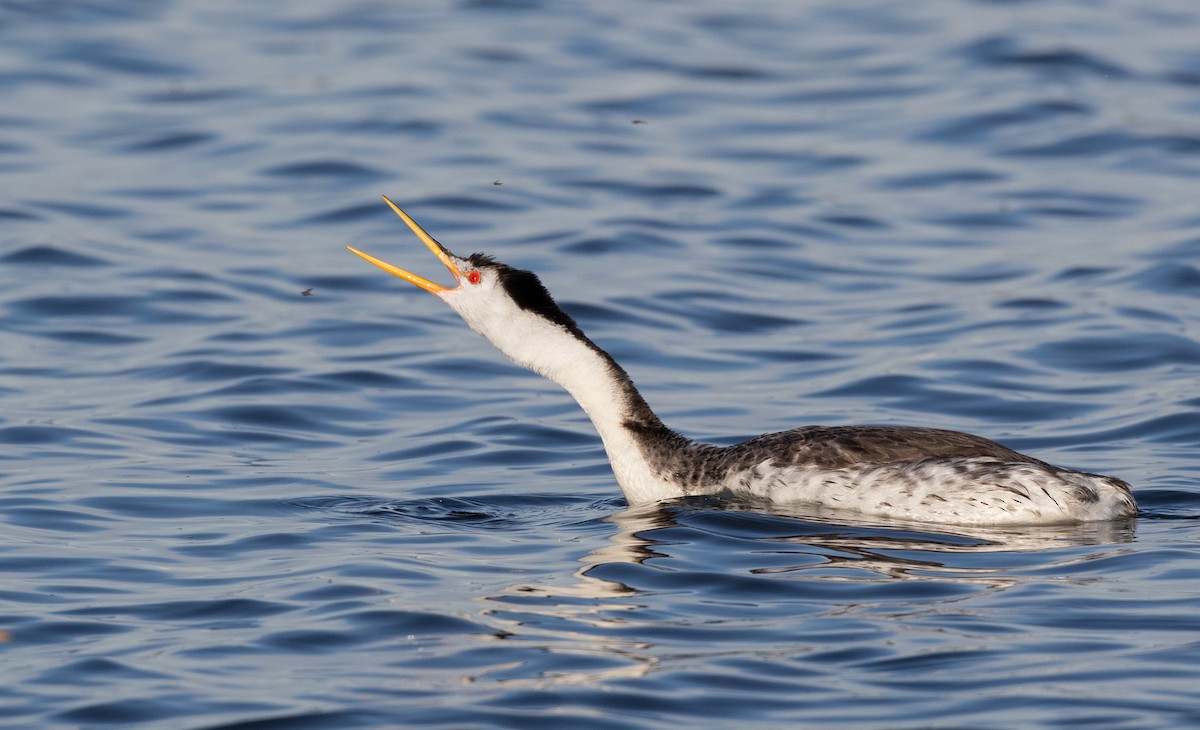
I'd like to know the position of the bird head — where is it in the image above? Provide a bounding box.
[347,197,586,367]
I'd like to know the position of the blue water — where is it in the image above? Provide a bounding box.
[2,1,1199,727]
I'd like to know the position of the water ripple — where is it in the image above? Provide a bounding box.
[1,245,108,266]
[961,35,1130,78]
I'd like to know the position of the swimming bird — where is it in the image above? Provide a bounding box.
[348,197,1137,526]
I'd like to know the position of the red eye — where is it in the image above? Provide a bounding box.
[467,271,481,285]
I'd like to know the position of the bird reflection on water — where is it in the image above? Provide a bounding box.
[457,499,1136,688]
[506,498,1137,598]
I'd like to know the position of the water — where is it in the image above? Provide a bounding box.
[2,0,1199,727]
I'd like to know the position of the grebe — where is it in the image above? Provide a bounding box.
[348,197,1137,526]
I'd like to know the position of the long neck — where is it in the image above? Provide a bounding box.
[495,321,688,504]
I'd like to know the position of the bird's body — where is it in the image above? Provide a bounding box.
[349,197,1137,526]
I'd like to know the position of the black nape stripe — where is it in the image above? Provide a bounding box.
[468,252,672,435]
[474,255,584,337]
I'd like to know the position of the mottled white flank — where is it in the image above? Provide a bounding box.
[722,459,1135,526]
[362,212,1138,527]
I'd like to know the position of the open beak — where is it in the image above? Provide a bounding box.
[346,196,461,294]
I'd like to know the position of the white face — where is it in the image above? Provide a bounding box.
[436,256,583,379]
[437,256,508,336]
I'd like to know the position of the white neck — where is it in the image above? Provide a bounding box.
[470,309,682,504]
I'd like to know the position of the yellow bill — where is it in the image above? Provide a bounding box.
[346,196,462,293]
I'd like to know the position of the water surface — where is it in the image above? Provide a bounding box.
[2,1,1199,727]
